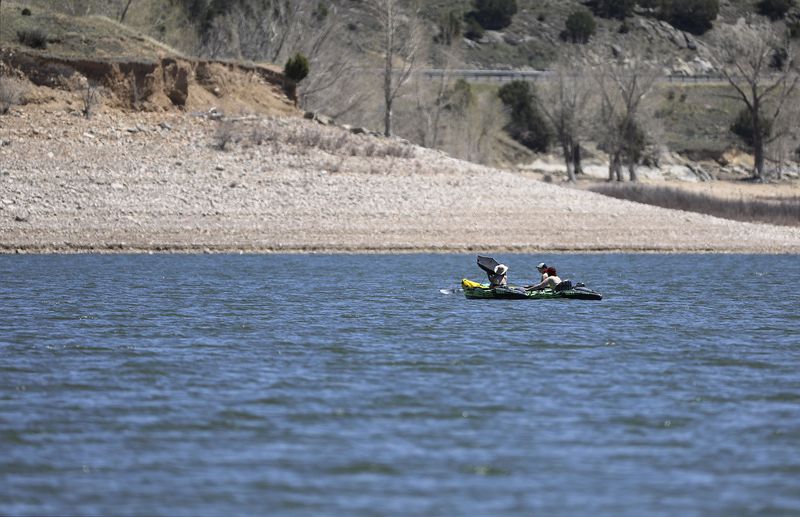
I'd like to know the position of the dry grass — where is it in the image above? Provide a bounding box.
[589,182,800,227]
[0,76,26,113]
[214,117,416,159]
[1,2,180,60]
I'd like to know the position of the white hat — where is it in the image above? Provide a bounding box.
[494,264,508,274]
[536,262,546,269]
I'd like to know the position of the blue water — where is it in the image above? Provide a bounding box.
[1,254,799,516]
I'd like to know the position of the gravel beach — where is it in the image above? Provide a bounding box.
[2,109,799,253]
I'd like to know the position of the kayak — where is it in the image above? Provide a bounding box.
[461,279,603,300]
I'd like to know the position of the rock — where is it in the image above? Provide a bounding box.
[684,33,697,50]
[351,127,368,135]
[304,111,334,126]
[14,212,29,222]
[691,57,715,75]
[610,45,623,58]
[159,122,173,131]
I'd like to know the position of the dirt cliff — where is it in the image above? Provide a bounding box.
[1,48,298,117]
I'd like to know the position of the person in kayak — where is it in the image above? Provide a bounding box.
[527,265,561,290]
[488,264,508,287]
[536,262,550,281]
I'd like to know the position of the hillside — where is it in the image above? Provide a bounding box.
[0,2,799,253]
[0,1,298,117]
[5,0,800,170]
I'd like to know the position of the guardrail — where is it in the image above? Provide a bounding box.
[417,69,728,84]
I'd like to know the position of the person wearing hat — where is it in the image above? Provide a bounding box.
[488,264,508,287]
[528,263,561,290]
[536,262,549,282]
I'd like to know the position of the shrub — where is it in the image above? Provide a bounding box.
[284,53,310,82]
[464,15,485,40]
[81,82,102,119]
[659,0,719,34]
[16,29,48,49]
[770,47,789,70]
[469,0,518,31]
[757,0,795,20]
[562,8,596,43]
[313,2,329,21]
[0,76,26,114]
[595,0,635,19]
[730,108,772,149]
[498,80,551,152]
[22,7,32,16]
[789,19,800,39]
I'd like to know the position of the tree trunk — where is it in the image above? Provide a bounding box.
[752,113,765,180]
[382,4,394,137]
[384,98,392,138]
[628,161,637,182]
[609,152,623,181]
[562,142,575,182]
[572,143,583,175]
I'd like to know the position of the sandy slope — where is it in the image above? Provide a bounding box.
[1,109,799,253]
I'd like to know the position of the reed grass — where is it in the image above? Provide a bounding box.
[589,183,800,227]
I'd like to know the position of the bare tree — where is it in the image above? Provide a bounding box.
[595,58,657,181]
[118,0,134,23]
[433,80,504,164]
[536,64,596,182]
[198,2,356,116]
[405,37,464,149]
[717,21,799,180]
[369,0,422,137]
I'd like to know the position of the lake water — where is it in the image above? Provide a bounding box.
[1,253,799,516]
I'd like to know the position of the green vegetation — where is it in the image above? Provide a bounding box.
[563,8,596,43]
[589,183,800,227]
[594,0,635,20]
[659,0,719,35]
[468,0,518,31]
[498,80,551,152]
[284,53,310,82]
[756,0,795,20]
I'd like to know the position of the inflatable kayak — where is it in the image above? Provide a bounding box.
[461,279,603,300]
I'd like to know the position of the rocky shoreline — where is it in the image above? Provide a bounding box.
[1,109,800,254]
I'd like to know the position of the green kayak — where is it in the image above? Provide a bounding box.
[461,279,603,300]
